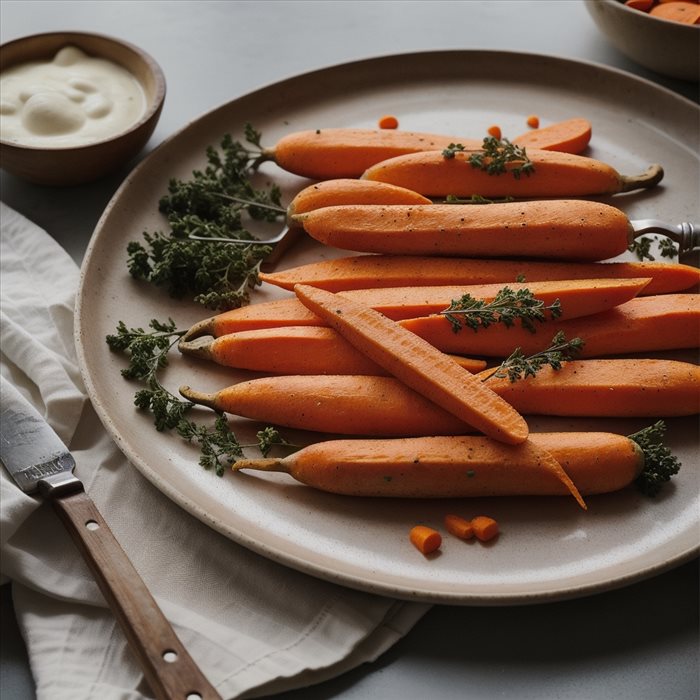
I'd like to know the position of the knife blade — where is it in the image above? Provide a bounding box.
[0,378,222,700]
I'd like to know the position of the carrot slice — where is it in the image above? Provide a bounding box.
[293,283,529,445]
[444,514,474,540]
[471,516,500,542]
[409,525,442,554]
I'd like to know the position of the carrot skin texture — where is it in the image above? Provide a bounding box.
[361,149,662,198]
[410,526,442,554]
[188,277,650,337]
[295,201,633,261]
[401,294,700,357]
[513,118,592,154]
[260,255,700,295]
[270,128,481,179]
[233,433,639,498]
[294,284,529,445]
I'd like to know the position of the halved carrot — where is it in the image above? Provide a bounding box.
[471,516,500,542]
[513,117,592,154]
[182,277,650,339]
[361,149,663,198]
[294,200,633,261]
[293,283,529,445]
[400,294,700,357]
[260,255,700,295]
[266,128,481,179]
[650,1,700,23]
[444,515,474,540]
[409,526,442,554]
[178,325,486,375]
[179,359,700,437]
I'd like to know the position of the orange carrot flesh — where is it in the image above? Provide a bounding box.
[293,283,530,445]
[179,325,486,375]
[269,128,481,179]
[361,149,662,198]
[526,115,540,129]
[444,514,474,540]
[295,201,633,261]
[233,432,632,501]
[260,255,700,295]
[400,294,700,358]
[409,525,442,554]
[513,118,592,154]
[378,115,399,129]
[471,516,500,542]
[650,1,700,23]
[188,277,649,337]
[287,179,430,219]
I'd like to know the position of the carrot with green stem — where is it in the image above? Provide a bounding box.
[293,283,529,445]
[232,423,680,499]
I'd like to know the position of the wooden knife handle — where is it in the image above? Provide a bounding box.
[52,489,223,700]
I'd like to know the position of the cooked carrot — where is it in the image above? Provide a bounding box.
[401,294,700,357]
[409,525,442,554]
[361,149,663,198]
[471,516,499,542]
[294,283,529,445]
[260,255,700,295]
[525,115,540,129]
[487,125,502,139]
[625,0,654,11]
[378,115,399,129]
[236,430,661,503]
[294,201,633,261]
[178,325,486,375]
[444,514,474,540]
[182,278,650,339]
[650,1,700,23]
[179,358,700,436]
[266,128,481,179]
[513,118,592,154]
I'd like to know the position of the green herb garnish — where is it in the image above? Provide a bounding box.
[442,137,535,179]
[629,235,679,261]
[628,421,681,496]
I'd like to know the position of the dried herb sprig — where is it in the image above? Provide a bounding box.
[480,331,585,383]
[441,286,562,334]
[629,235,679,261]
[628,421,681,496]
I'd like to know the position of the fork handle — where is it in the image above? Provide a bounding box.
[52,488,222,700]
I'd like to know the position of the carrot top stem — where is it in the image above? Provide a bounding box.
[618,164,664,192]
[629,421,682,496]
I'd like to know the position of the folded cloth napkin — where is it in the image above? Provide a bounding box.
[0,202,430,700]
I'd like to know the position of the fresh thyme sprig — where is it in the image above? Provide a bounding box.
[628,421,681,496]
[480,331,585,383]
[629,235,679,261]
[126,127,284,311]
[106,318,290,475]
[441,287,562,334]
[444,194,515,205]
[442,136,535,179]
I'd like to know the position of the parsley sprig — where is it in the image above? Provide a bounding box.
[629,235,678,261]
[126,127,284,311]
[628,421,681,496]
[442,136,535,179]
[481,331,585,383]
[106,318,289,475]
[441,287,562,334]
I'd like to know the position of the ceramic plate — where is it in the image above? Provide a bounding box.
[75,51,699,605]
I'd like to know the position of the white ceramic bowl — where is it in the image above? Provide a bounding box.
[0,31,166,186]
[585,0,699,82]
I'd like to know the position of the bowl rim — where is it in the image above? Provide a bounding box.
[0,30,167,153]
[599,0,700,30]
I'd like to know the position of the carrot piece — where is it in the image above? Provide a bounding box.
[378,115,399,129]
[233,430,645,501]
[526,115,540,129]
[400,294,700,358]
[471,516,499,542]
[267,128,481,179]
[260,255,700,295]
[287,178,430,219]
[444,514,474,540]
[183,277,650,338]
[513,118,592,154]
[178,325,486,375]
[293,283,530,445]
[650,1,700,23]
[625,0,654,11]
[361,149,663,198]
[487,125,502,139]
[409,525,442,555]
[294,201,633,261]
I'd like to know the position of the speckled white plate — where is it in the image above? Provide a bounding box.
[75,51,699,605]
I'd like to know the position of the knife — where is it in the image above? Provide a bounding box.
[0,378,222,700]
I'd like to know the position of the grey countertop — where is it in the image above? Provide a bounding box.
[1,2,698,699]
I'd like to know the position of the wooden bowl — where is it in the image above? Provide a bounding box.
[585,0,699,82]
[0,31,166,185]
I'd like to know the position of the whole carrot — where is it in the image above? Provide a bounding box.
[512,118,592,154]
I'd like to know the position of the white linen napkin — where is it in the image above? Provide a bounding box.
[0,202,430,700]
